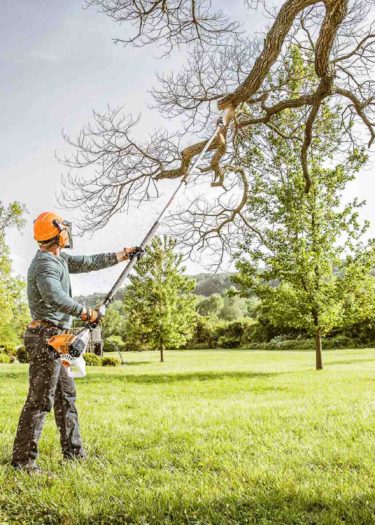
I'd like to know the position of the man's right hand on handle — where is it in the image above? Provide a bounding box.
[80,307,103,326]
[116,247,145,263]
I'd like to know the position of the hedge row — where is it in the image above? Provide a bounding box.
[0,346,121,367]
[244,335,365,351]
[84,354,121,367]
[187,317,257,349]
[187,318,368,350]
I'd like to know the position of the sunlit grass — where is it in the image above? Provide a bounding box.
[1,349,375,524]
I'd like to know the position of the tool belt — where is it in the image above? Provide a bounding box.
[28,319,63,330]
[27,320,74,356]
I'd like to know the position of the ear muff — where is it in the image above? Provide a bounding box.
[53,220,73,249]
[58,229,70,248]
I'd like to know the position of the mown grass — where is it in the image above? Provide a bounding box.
[1,349,375,524]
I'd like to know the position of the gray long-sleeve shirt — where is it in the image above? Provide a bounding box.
[27,250,118,329]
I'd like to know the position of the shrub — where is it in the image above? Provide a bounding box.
[0,353,11,364]
[324,335,362,349]
[84,353,102,366]
[240,322,258,345]
[102,356,121,367]
[243,335,363,351]
[16,346,29,363]
[225,319,256,347]
[188,317,257,349]
[0,344,17,357]
[217,335,240,348]
[187,317,223,349]
[103,335,125,352]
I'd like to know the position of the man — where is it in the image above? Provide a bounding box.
[12,211,140,473]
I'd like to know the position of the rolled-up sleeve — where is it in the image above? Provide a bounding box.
[65,253,118,274]
[36,266,84,317]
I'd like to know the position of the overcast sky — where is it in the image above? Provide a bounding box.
[1,0,374,296]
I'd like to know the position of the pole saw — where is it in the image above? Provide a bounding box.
[49,113,227,378]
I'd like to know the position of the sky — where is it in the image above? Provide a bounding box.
[1,0,374,296]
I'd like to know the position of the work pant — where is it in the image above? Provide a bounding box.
[12,326,84,467]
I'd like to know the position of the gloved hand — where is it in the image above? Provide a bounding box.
[80,307,104,326]
[124,246,145,261]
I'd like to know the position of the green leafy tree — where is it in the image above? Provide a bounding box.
[123,236,196,362]
[0,201,28,348]
[220,287,249,321]
[196,293,224,318]
[102,300,127,340]
[194,274,235,296]
[234,49,372,370]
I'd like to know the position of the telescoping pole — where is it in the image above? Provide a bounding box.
[102,114,226,308]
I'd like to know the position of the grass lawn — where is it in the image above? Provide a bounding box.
[2,349,375,524]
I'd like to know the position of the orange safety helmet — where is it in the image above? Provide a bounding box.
[33,211,73,249]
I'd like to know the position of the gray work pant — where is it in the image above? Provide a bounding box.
[12,327,84,467]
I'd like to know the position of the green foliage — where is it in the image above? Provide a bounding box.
[324,335,362,349]
[0,201,29,347]
[196,293,224,317]
[220,288,249,321]
[194,273,235,296]
[244,335,362,350]
[189,316,256,349]
[0,353,11,364]
[102,356,121,367]
[188,316,220,348]
[74,289,125,309]
[216,334,240,348]
[16,346,29,363]
[103,335,126,352]
[102,303,127,341]
[84,353,102,366]
[123,236,197,356]
[0,201,26,234]
[196,288,252,321]
[0,344,17,357]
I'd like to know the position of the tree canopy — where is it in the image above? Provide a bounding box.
[61,0,375,267]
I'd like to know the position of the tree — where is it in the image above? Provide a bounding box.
[220,288,249,321]
[196,293,224,318]
[233,50,372,369]
[194,273,235,297]
[101,300,127,340]
[0,202,28,348]
[123,236,196,361]
[62,0,375,266]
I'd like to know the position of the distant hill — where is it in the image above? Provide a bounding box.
[193,273,236,296]
[74,273,236,306]
[74,289,125,309]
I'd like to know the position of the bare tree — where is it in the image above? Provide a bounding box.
[62,0,375,264]
[85,0,240,53]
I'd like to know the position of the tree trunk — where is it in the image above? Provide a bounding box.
[160,347,164,362]
[315,332,323,370]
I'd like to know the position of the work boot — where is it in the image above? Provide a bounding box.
[63,449,88,462]
[12,461,43,475]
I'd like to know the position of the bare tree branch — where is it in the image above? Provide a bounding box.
[62,0,375,261]
[85,0,240,55]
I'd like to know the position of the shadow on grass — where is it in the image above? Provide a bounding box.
[93,370,288,385]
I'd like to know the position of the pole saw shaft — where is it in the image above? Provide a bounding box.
[102,115,225,308]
